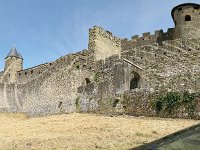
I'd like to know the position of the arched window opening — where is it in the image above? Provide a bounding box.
[85,78,91,84]
[130,72,140,90]
[185,15,191,21]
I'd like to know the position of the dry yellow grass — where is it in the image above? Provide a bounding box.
[0,113,199,150]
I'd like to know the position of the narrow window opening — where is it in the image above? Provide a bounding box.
[25,72,27,75]
[85,78,91,84]
[112,99,119,108]
[58,102,63,108]
[178,7,182,11]
[185,15,191,21]
[31,70,33,74]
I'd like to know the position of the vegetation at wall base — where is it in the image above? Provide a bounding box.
[75,97,80,110]
[152,91,198,118]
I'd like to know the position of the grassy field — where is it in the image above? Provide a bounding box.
[0,113,199,150]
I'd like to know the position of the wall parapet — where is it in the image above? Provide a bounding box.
[16,48,94,84]
[121,28,175,50]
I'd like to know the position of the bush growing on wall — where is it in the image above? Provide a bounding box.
[165,92,181,110]
[153,91,197,114]
[154,96,164,112]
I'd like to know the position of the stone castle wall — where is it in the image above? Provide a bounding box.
[0,49,96,116]
[0,3,200,118]
[89,26,121,61]
[77,37,200,118]
[0,28,200,117]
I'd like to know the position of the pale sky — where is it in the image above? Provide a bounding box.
[0,0,199,70]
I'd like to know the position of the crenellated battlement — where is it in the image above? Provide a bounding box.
[121,28,176,50]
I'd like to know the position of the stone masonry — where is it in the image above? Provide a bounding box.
[0,3,200,117]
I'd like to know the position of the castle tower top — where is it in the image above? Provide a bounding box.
[171,3,200,39]
[171,3,200,20]
[5,46,23,59]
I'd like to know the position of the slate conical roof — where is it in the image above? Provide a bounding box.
[5,46,23,59]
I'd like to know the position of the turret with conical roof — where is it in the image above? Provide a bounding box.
[5,46,23,60]
[4,46,23,83]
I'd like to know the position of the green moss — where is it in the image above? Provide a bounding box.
[76,64,80,69]
[75,97,80,110]
[94,72,101,82]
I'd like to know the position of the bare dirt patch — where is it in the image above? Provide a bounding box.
[0,113,199,150]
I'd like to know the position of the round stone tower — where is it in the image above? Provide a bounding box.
[171,3,200,39]
[4,46,23,83]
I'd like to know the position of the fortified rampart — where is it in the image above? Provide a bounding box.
[89,26,121,61]
[0,3,199,118]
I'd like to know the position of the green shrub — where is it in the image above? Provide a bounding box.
[182,91,195,103]
[165,92,181,109]
[154,92,180,112]
[153,91,197,114]
[154,96,164,112]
